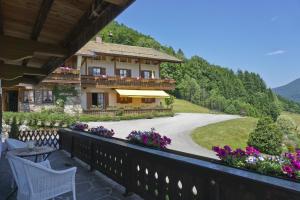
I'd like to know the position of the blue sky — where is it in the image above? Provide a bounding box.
[116,0,300,88]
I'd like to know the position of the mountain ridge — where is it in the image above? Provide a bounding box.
[273,78,300,102]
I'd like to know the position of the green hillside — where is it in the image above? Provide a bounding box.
[173,99,211,113]
[98,21,300,120]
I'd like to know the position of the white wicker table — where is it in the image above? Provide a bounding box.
[9,146,56,162]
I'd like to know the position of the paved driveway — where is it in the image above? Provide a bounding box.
[88,113,240,158]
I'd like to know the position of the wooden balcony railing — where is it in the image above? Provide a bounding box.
[43,71,80,84]
[83,108,172,115]
[59,129,300,200]
[81,75,176,90]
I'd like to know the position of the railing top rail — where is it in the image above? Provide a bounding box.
[60,128,300,192]
[81,75,175,83]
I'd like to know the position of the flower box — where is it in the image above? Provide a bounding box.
[126,128,171,149]
[213,145,300,182]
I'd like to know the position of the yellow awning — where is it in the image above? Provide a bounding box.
[115,89,170,98]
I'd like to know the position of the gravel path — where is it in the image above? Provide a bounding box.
[88,113,240,158]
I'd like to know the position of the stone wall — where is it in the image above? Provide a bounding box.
[19,84,82,115]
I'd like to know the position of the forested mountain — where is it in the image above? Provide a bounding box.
[98,21,300,120]
[273,79,300,103]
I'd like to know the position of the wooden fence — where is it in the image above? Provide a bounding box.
[18,129,59,149]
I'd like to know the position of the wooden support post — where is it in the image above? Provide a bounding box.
[0,79,2,135]
[138,59,141,77]
[114,57,117,76]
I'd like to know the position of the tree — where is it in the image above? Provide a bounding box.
[248,117,283,155]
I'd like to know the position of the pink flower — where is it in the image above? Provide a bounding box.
[282,165,294,177]
[246,146,260,156]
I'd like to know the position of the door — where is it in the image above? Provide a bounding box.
[8,91,18,112]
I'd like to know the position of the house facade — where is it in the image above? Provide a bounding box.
[2,38,181,114]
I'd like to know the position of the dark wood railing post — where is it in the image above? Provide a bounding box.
[70,135,74,158]
[123,149,134,197]
[89,141,94,171]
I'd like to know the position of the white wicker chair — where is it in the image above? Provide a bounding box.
[0,138,2,160]
[7,153,77,200]
[6,138,27,151]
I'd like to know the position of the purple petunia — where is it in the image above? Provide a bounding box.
[282,165,295,178]
[245,146,260,156]
[126,128,171,149]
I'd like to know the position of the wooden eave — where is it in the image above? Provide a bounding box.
[0,0,135,87]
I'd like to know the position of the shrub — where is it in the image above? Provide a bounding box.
[247,117,283,155]
[276,115,298,135]
[276,115,300,151]
[165,95,175,108]
[10,117,19,139]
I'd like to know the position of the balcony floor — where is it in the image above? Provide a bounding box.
[0,151,142,200]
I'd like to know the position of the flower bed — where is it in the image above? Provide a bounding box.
[126,128,171,149]
[213,145,300,180]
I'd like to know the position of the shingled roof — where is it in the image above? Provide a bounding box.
[76,40,182,63]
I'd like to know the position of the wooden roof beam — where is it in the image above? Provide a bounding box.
[42,0,134,78]
[31,0,54,40]
[0,0,3,34]
[0,35,67,62]
[66,1,134,54]
[2,77,39,87]
[104,0,127,6]
[63,0,109,48]
[0,63,47,80]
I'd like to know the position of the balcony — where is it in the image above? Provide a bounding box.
[42,69,80,84]
[1,129,300,199]
[81,75,176,90]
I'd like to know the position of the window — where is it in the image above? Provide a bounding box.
[92,93,105,109]
[117,94,132,104]
[116,69,131,78]
[42,90,53,103]
[23,90,34,103]
[92,67,101,76]
[89,67,106,76]
[142,70,155,79]
[142,98,155,103]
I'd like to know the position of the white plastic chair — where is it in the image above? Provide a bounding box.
[7,153,77,200]
[6,138,27,151]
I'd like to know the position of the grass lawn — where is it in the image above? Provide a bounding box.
[281,111,300,128]
[191,117,258,150]
[172,99,211,113]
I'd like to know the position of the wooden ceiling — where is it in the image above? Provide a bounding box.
[0,0,134,87]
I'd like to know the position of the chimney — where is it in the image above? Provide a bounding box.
[96,36,102,43]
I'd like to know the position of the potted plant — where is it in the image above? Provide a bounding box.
[212,145,300,181]
[88,126,115,137]
[126,128,171,149]
[70,122,89,131]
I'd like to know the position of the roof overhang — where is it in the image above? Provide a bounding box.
[115,89,170,98]
[0,0,135,87]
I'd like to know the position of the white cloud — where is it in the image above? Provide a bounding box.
[266,50,286,56]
